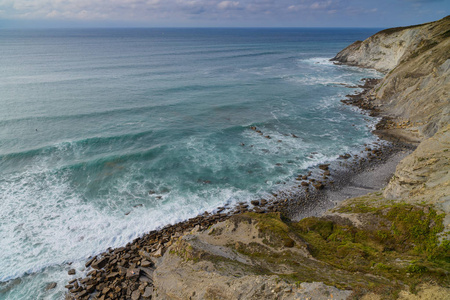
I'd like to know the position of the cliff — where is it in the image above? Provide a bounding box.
[331,16,450,221]
[332,15,450,140]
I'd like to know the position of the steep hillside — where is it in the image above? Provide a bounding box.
[333,16,450,217]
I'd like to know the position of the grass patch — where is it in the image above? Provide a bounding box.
[292,203,449,297]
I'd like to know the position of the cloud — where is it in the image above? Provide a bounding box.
[217,1,240,10]
[1,0,447,27]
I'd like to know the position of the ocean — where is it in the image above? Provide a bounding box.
[0,28,382,299]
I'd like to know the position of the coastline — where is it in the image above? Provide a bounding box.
[63,76,414,299]
[64,16,450,299]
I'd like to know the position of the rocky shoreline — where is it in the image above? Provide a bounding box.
[63,77,414,300]
[64,16,449,300]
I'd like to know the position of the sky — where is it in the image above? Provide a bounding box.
[0,0,448,28]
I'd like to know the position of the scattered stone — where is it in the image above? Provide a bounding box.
[313,183,325,190]
[85,256,96,268]
[251,200,260,206]
[131,290,141,300]
[68,269,76,275]
[45,282,57,290]
[318,164,329,170]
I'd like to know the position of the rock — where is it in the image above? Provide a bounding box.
[139,276,153,284]
[143,287,152,298]
[251,200,260,206]
[68,269,76,275]
[77,290,88,298]
[318,164,329,170]
[339,153,351,159]
[131,289,141,300]
[140,267,154,278]
[126,268,141,279]
[85,256,96,268]
[313,183,325,190]
[45,282,57,290]
[141,260,152,267]
[151,247,164,258]
[92,257,109,269]
[86,284,96,293]
[301,181,309,186]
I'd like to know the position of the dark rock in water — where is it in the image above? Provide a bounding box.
[318,164,330,170]
[148,190,156,195]
[45,282,57,290]
[85,256,96,268]
[313,183,325,190]
[301,181,309,186]
[68,269,76,275]
[339,153,351,159]
[251,200,260,206]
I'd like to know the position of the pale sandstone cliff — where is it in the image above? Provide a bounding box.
[333,15,450,139]
[333,16,450,216]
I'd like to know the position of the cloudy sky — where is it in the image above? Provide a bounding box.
[0,0,448,28]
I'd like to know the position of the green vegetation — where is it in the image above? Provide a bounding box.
[236,202,449,299]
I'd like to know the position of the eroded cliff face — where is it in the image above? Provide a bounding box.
[333,15,450,139]
[333,16,450,213]
[384,125,450,206]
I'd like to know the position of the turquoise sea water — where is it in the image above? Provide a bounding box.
[0,28,382,299]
